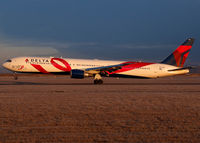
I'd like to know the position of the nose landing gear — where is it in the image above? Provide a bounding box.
[13,72,18,80]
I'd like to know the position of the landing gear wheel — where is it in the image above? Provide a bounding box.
[13,72,18,80]
[94,80,98,84]
[98,79,103,84]
[14,76,18,80]
[94,74,103,84]
[94,79,103,85]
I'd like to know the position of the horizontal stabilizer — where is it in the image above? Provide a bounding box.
[168,66,193,72]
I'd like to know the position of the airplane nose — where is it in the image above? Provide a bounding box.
[2,62,8,69]
[2,63,6,68]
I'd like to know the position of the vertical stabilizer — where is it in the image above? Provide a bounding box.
[161,38,194,67]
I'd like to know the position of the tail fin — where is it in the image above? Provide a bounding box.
[161,38,195,67]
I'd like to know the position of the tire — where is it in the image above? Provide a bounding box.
[98,79,103,84]
[94,79,103,85]
[94,80,98,84]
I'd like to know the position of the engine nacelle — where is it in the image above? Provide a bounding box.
[71,69,88,79]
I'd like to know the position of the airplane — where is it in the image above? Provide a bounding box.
[2,38,194,84]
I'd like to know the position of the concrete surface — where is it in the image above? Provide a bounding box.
[0,75,200,143]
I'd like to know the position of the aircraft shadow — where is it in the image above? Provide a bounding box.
[0,81,200,86]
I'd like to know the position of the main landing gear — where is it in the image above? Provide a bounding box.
[94,74,103,85]
[94,79,103,84]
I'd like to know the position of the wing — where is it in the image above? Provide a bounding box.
[84,63,131,75]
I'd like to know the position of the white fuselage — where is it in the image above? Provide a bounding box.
[2,57,189,78]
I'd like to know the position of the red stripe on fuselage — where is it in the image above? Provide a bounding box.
[109,62,153,74]
[51,58,71,72]
[31,64,49,74]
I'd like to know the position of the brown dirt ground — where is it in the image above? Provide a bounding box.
[0,75,200,143]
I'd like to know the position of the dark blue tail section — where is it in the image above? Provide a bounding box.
[161,38,194,67]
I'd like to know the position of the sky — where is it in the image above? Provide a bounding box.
[0,0,200,72]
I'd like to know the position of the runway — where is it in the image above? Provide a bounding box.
[0,75,200,142]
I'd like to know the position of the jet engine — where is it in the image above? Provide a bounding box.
[71,69,89,79]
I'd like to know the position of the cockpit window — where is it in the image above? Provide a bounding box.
[6,59,12,62]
